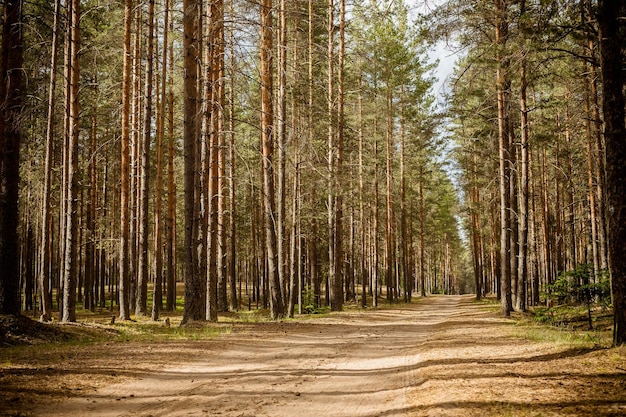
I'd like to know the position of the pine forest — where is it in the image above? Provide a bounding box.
[1,0,626,415]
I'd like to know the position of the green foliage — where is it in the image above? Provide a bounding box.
[544,264,611,307]
[114,320,231,342]
[301,286,327,315]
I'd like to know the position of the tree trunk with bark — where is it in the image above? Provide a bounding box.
[38,0,61,321]
[137,0,155,317]
[260,0,285,319]
[61,0,81,323]
[0,0,24,316]
[182,0,204,324]
[496,0,512,316]
[119,0,134,321]
[597,0,626,345]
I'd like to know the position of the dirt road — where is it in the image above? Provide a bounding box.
[34,295,626,416]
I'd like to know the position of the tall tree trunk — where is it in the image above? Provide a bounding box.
[61,0,81,323]
[228,0,238,312]
[214,0,227,313]
[471,150,482,300]
[119,0,133,321]
[260,0,285,319]
[137,0,155,317]
[153,0,169,321]
[0,0,24,316]
[334,0,346,308]
[165,8,176,312]
[85,98,98,312]
[517,55,529,312]
[203,0,219,322]
[288,21,300,317]
[597,0,626,345]
[373,118,380,307]
[276,0,288,304]
[327,0,343,311]
[585,9,608,271]
[182,0,204,324]
[129,7,142,311]
[385,84,394,303]
[38,0,61,321]
[400,98,409,303]
[495,0,512,316]
[419,167,426,297]
[358,67,367,308]
[584,58,601,280]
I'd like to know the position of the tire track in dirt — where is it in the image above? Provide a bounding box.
[35,295,626,417]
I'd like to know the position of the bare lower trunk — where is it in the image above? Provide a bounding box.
[61,0,80,323]
[597,0,626,345]
[0,0,24,316]
[119,0,133,321]
[39,0,61,321]
[496,0,512,316]
[260,0,284,319]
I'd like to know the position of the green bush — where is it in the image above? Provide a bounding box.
[301,286,318,314]
[545,264,610,306]
[543,264,611,330]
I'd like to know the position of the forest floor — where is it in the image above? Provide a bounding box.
[2,295,626,417]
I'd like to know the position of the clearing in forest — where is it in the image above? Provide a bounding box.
[2,295,626,416]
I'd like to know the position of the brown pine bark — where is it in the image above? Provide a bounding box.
[373,118,380,307]
[152,0,169,321]
[419,167,426,297]
[583,59,601,280]
[495,0,512,316]
[358,67,367,308]
[385,83,395,303]
[166,8,177,312]
[228,0,238,312]
[327,0,343,311]
[182,0,204,324]
[38,0,61,321]
[85,100,98,312]
[400,97,409,302]
[516,56,529,312]
[277,0,288,304]
[129,7,142,310]
[61,0,81,323]
[337,0,346,307]
[119,0,133,321]
[216,0,227,313]
[136,0,155,317]
[0,0,24,316]
[260,0,285,319]
[597,0,626,345]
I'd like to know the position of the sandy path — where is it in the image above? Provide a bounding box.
[36,295,626,417]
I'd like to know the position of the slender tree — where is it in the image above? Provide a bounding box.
[495,0,512,316]
[153,0,170,321]
[119,0,134,321]
[137,0,156,317]
[166,6,177,312]
[260,0,285,319]
[38,0,61,321]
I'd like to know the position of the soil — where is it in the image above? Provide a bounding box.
[2,295,626,417]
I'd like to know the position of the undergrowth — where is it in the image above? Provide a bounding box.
[476,296,613,347]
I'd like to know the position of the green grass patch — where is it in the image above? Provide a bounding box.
[508,303,613,348]
[113,320,231,342]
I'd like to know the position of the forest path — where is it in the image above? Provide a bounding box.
[36,295,626,416]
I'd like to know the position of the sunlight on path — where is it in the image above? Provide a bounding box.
[37,295,624,417]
